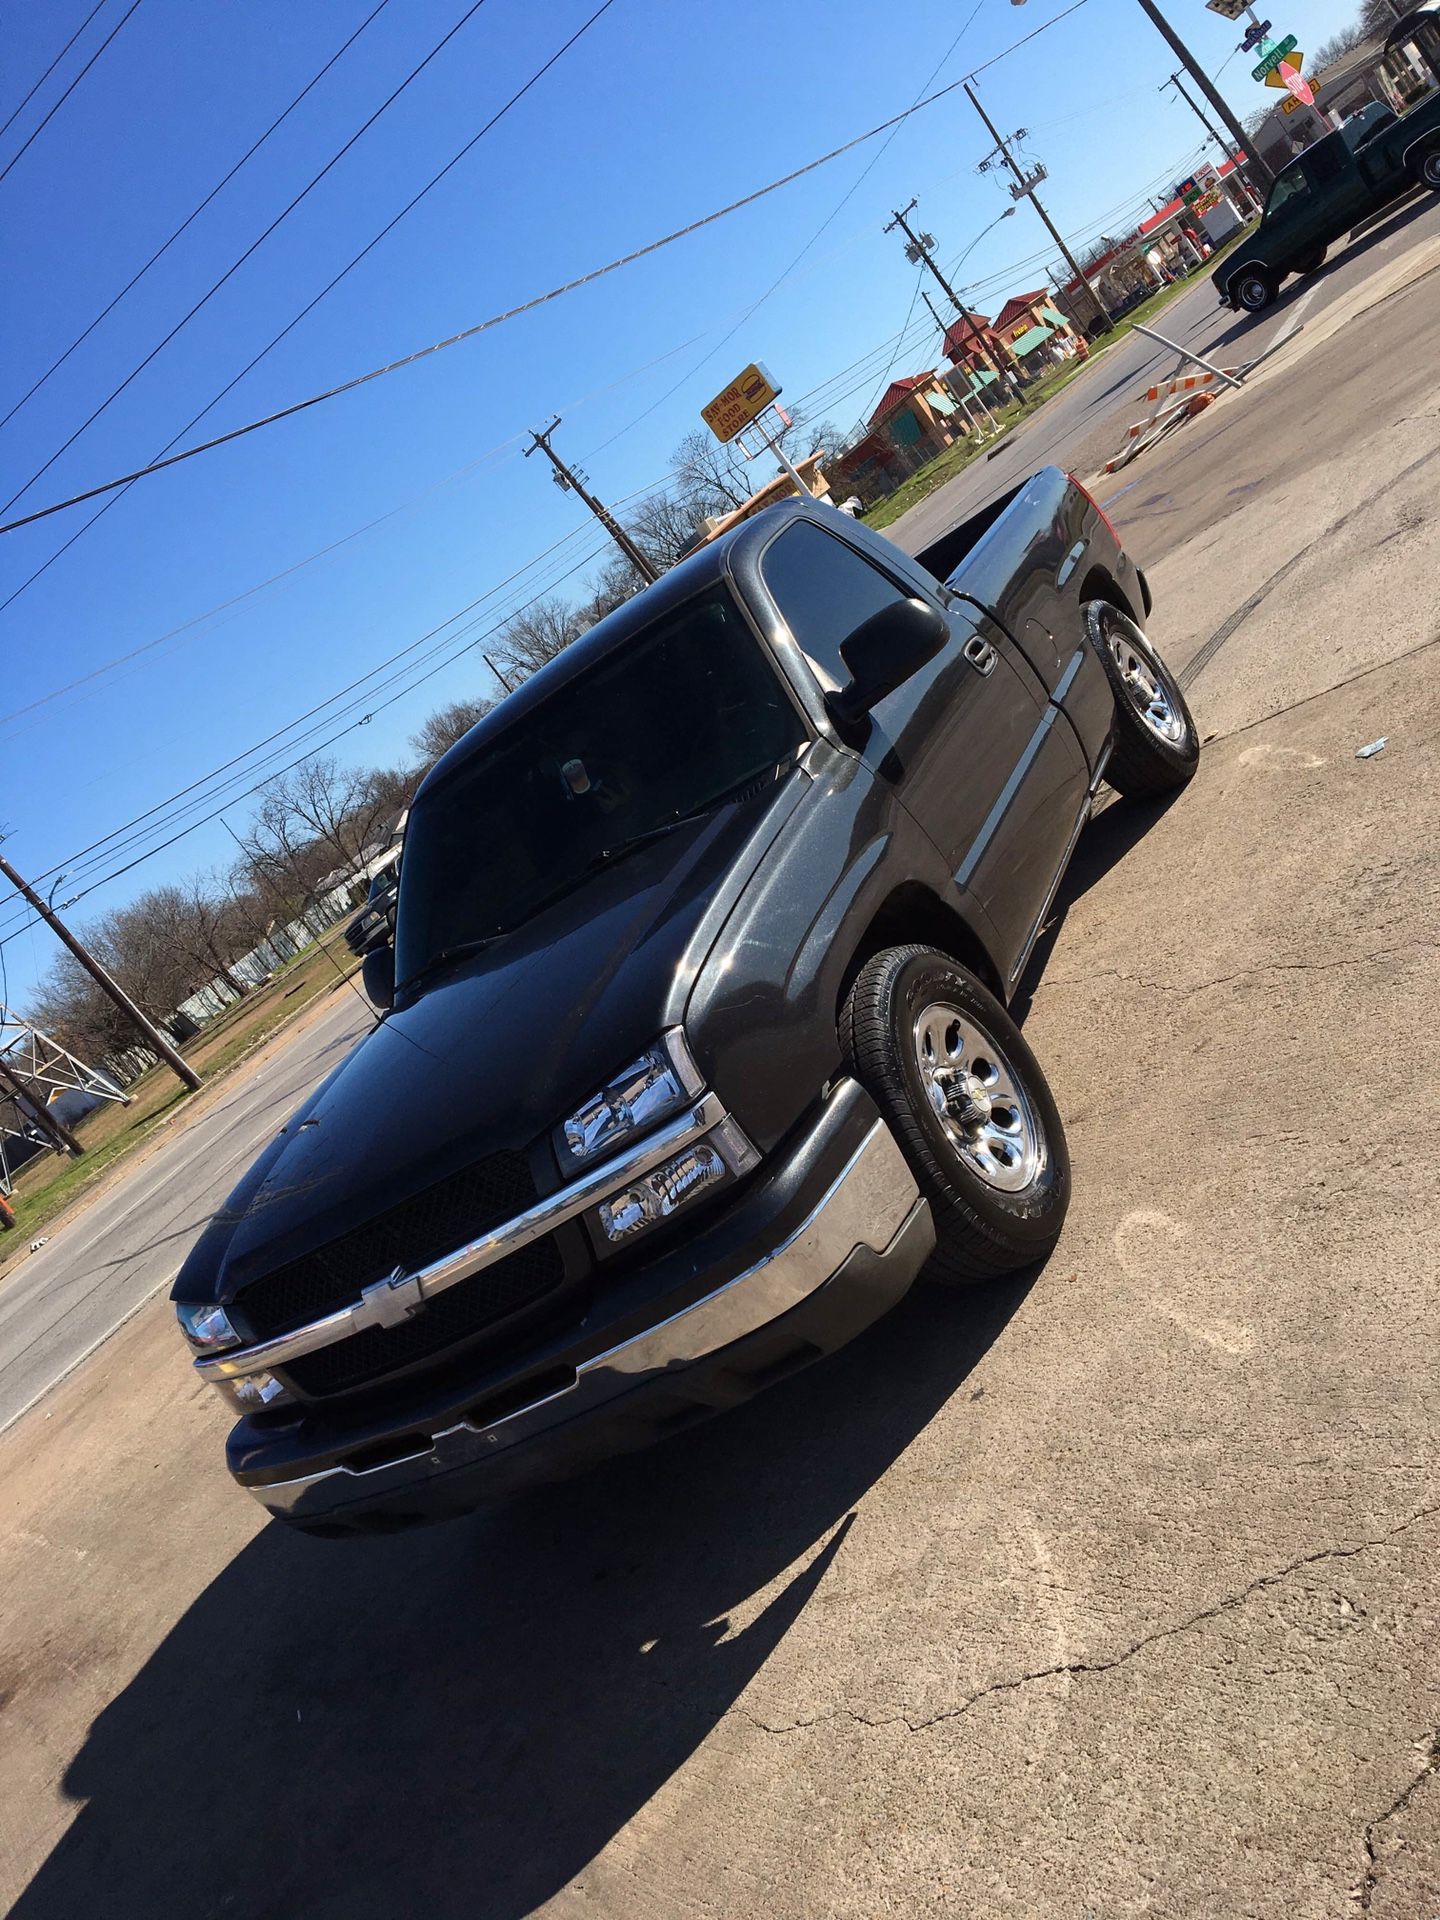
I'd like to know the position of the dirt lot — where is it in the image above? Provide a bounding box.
[0,261,1438,1918]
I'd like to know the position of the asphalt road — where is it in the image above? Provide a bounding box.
[887,182,1440,555]
[0,987,373,1435]
[3,193,1440,1920]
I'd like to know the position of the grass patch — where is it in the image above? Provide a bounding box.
[0,929,363,1271]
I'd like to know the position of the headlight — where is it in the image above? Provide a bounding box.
[175,1300,241,1350]
[216,1370,293,1413]
[560,1030,703,1164]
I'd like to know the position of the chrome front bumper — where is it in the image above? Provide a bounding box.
[246,1113,928,1527]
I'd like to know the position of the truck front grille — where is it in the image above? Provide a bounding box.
[237,1149,541,1340]
[281,1236,567,1398]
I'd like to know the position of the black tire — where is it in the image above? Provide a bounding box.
[1085,601,1200,800]
[1416,145,1440,191]
[1295,245,1326,274]
[1229,266,1276,312]
[840,946,1071,1285]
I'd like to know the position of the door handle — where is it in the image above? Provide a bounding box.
[963,634,997,677]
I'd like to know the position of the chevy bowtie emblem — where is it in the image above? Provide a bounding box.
[360,1264,425,1328]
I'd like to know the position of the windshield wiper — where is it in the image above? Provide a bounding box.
[400,935,502,993]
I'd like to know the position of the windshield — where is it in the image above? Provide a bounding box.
[395,586,805,987]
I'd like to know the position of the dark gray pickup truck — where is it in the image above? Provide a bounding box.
[173,468,1199,1535]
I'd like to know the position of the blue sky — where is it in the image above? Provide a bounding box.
[0,0,1359,1011]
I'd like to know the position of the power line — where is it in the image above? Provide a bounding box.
[0,0,109,144]
[0,458,698,936]
[0,515,622,932]
[857,266,928,434]
[579,0,992,463]
[0,0,143,187]
[0,0,620,615]
[0,0,394,435]
[2,3,1094,541]
[0,325,704,735]
[0,534,615,935]
[2,0,493,517]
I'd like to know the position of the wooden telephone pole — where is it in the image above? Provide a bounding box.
[0,850,201,1092]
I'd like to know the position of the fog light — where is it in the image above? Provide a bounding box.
[598,1144,727,1242]
[217,1370,293,1413]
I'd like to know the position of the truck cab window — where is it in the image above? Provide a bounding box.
[1306,138,1349,184]
[762,520,909,689]
[1266,165,1312,217]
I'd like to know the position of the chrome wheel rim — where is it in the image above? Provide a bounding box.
[913,1002,1044,1194]
[1108,621,1186,744]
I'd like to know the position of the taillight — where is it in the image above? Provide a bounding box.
[1067,471,1119,545]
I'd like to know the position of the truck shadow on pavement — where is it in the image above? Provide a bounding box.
[13,1269,1038,1919]
[1009,790,1183,1027]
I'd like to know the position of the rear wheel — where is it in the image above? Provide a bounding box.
[841,946,1071,1286]
[1417,145,1440,191]
[1230,266,1276,312]
[1085,602,1200,799]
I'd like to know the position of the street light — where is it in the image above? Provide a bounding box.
[953,204,1016,278]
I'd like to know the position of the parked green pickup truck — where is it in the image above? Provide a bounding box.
[1215,92,1440,311]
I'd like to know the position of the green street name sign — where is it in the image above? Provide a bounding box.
[1252,33,1297,79]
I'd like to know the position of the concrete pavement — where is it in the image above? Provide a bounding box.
[2,206,1440,1920]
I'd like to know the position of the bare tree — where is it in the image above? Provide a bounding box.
[628,489,705,569]
[410,697,493,765]
[577,553,648,628]
[671,429,750,514]
[145,877,252,999]
[491,596,586,682]
[241,755,401,908]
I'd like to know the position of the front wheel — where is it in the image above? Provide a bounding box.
[841,946,1071,1286]
[1085,602,1200,799]
[1230,266,1276,312]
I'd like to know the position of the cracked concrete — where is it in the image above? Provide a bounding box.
[2,182,1440,1920]
[1361,1731,1440,1913]
[729,1500,1440,1741]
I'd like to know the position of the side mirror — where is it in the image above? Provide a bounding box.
[362,944,395,1010]
[825,597,949,738]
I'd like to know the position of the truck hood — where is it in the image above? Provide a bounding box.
[195,785,801,1301]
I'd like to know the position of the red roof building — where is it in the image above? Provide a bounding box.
[867,372,941,429]
[941,312,995,366]
[992,289,1050,333]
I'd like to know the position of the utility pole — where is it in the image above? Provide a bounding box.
[524,419,659,585]
[885,201,1021,395]
[920,291,997,432]
[482,652,516,695]
[0,850,202,1092]
[1163,72,1262,209]
[1131,0,1274,185]
[965,82,1113,333]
